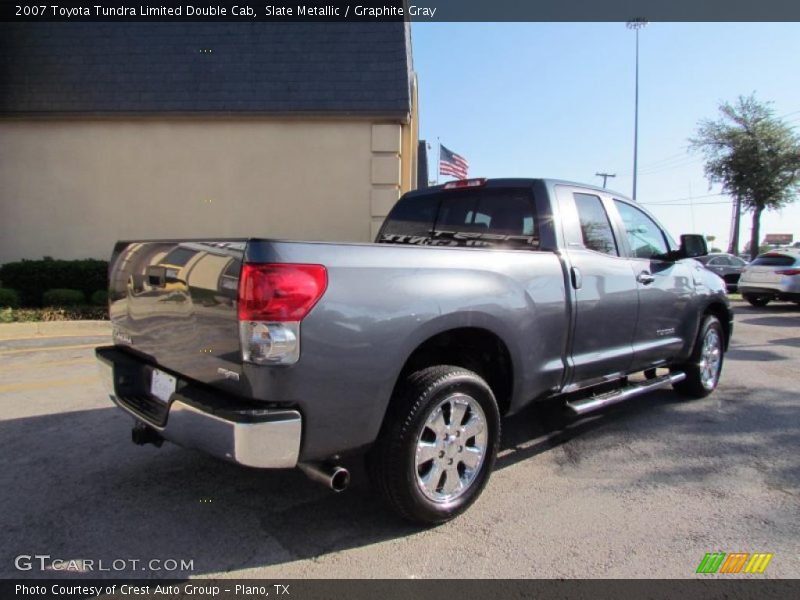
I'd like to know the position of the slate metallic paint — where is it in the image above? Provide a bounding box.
[103,179,731,463]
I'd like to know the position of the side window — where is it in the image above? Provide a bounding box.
[573,193,618,256]
[711,256,731,266]
[730,257,747,267]
[614,200,670,259]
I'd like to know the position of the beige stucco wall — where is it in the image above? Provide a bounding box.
[0,116,414,264]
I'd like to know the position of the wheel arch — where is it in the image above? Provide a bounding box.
[703,300,733,351]
[392,326,515,417]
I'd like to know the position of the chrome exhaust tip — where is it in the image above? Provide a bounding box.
[298,462,350,492]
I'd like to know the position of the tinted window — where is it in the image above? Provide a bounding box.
[436,193,534,234]
[380,189,539,249]
[379,196,437,239]
[573,193,618,256]
[729,257,747,267]
[437,195,480,230]
[433,191,537,247]
[709,256,731,266]
[614,200,669,259]
[751,254,796,266]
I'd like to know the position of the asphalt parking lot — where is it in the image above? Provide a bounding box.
[1,301,798,579]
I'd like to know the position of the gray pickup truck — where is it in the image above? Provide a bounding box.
[96,178,732,524]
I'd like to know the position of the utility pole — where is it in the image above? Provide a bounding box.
[627,18,647,200]
[595,172,616,188]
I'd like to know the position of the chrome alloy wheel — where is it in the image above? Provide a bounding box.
[699,328,722,390]
[414,393,488,503]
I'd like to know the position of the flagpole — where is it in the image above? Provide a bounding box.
[437,138,441,185]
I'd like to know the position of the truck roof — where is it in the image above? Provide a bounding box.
[407,178,633,202]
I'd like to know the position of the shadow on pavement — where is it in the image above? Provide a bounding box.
[735,302,800,328]
[726,348,788,362]
[2,380,797,577]
[768,337,800,348]
[0,405,422,578]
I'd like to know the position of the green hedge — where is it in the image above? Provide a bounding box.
[91,289,109,306]
[42,288,86,307]
[0,288,20,308]
[0,306,109,323]
[0,258,108,307]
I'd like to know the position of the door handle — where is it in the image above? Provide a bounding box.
[637,271,655,285]
[570,266,582,289]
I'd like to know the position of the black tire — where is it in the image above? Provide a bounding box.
[743,293,770,307]
[367,365,501,525]
[671,315,725,399]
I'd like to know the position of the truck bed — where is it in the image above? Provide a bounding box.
[107,237,569,459]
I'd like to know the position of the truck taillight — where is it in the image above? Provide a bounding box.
[776,268,800,276]
[237,263,327,365]
[238,263,327,322]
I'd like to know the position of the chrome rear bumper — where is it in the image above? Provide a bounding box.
[96,348,302,469]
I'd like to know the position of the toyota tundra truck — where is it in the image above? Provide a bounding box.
[96,178,732,524]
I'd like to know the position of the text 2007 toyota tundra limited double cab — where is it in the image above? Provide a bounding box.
[96,178,732,524]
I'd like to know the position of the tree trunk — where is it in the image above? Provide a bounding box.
[728,196,741,255]
[749,205,764,260]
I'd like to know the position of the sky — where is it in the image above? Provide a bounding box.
[412,22,800,251]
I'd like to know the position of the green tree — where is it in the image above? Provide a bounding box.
[690,94,800,259]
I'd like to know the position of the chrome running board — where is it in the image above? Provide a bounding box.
[565,372,686,416]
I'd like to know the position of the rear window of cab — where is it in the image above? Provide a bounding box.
[378,189,540,250]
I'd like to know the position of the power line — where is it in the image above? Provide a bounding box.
[635,149,691,169]
[619,107,800,176]
[644,200,732,206]
[637,157,704,176]
[640,192,726,205]
[618,152,701,177]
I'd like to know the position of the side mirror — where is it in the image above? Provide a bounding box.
[680,234,708,258]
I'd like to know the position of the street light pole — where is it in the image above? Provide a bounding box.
[627,18,647,200]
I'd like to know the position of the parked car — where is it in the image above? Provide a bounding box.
[738,248,800,306]
[694,253,748,292]
[96,178,732,524]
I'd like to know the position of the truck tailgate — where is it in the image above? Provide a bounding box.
[108,240,246,392]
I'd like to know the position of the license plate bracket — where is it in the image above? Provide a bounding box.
[150,368,177,404]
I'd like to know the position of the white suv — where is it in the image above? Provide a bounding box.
[739,248,800,306]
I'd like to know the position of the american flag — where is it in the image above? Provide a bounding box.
[439,144,469,179]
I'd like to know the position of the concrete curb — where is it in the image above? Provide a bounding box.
[0,320,111,341]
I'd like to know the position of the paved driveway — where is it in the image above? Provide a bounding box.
[0,303,798,578]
